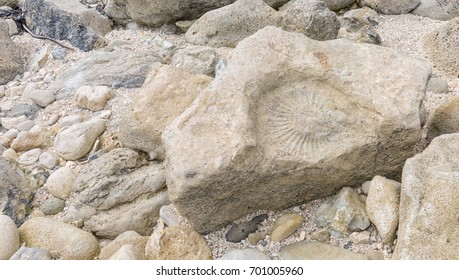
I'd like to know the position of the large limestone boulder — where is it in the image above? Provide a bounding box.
[63,148,169,239]
[394,134,459,259]
[424,18,459,79]
[162,26,431,233]
[19,217,99,260]
[118,64,212,160]
[358,0,420,14]
[0,20,24,85]
[185,0,280,48]
[0,214,20,260]
[105,0,236,27]
[185,0,338,48]
[411,0,459,20]
[24,0,112,51]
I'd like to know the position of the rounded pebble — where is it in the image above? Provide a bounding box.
[0,214,20,260]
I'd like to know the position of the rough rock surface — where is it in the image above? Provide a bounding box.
[280,241,369,260]
[145,223,213,260]
[105,0,236,27]
[425,97,459,142]
[315,187,370,237]
[411,0,459,20]
[358,0,420,14]
[19,217,99,260]
[54,117,105,160]
[119,64,212,160]
[185,0,280,48]
[0,0,18,7]
[24,0,112,51]
[366,176,400,244]
[322,0,356,10]
[0,214,20,259]
[0,158,33,226]
[424,18,459,79]
[394,134,459,259]
[171,46,218,76]
[338,7,381,44]
[63,148,169,239]
[46,50,161,100]
[0,21,24,85]
[163,26,431,233]
[279,0,340,40]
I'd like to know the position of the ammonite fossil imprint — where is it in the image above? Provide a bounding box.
[256,82,368,159]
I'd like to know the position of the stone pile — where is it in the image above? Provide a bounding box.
[0,0,458,260]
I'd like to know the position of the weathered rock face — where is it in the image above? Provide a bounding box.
[162,26,431,233]
[0,21,24,85]
[185,0,338,48]
[411,0,459,20]
[394,134,459,259]
[171,46,218,76]
[425,97,459,142]
[0,0,18,7]
[358,0,420,14]
[106,0,236,27]
[322,0,356,10]
[47,50,161,100]
[338,7,381,45]
[424,18,459,79]
[19,217,100,260]
[63,148,169,239]
[24,0,112,51]
[366,176,400,244]
[145,223,213,260]
[119,64,212,160]
[279,0,340,40]
[185,0,280,48]
[315,187,369,237]
[0,158,33,226]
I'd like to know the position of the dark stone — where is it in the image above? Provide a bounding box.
[0,158,34,226]
[47,50,162,100]
[8,103,41,119]
[23,0,112,51]
[225,214,268,243]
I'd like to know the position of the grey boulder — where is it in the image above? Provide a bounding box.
[63,148,169,239]
[162,26,431,233]
[24,0,112,51]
